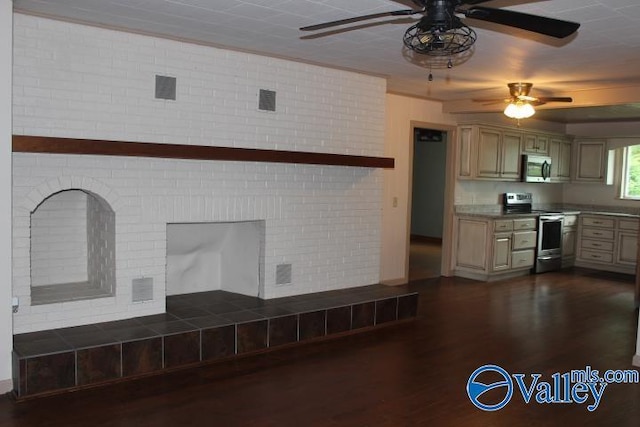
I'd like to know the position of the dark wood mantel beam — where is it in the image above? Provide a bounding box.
[12,135,394,169]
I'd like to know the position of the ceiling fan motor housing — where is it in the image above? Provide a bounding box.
[508,82,533,97]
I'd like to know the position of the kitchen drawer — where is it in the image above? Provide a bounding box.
[579,249,613,264]
[494,220,513,232]
[581,228,614,240]
[619,219,639,231]
[563,215,578,227]
[581,239,614,252]
[511,249,535,269]
[513,218,536,231]
[512,231,537,250]
[582,217,615,228]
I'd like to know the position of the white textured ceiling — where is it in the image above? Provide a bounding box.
[12,0,640,123]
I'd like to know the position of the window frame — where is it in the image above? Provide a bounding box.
[619,144,640,200]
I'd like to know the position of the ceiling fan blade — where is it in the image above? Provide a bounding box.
[472,98,509,105]
[300,9,420,31]
[537,97,573,103]
[463,6,580,38]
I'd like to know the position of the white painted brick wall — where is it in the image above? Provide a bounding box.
[30,190,88,286]
[87,192,116,295]
[12,14,385,156]
[11,15,386,333]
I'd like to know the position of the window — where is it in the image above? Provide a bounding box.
[621,144,640,199]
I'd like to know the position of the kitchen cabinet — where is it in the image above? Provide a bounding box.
[522,132,549,155]
[562,214,578,267]
[617,219,639,266]
[575,214,638,274]
[492,233,512,271]
[457,123,573,182]
[458,125,522,181]
[573,140,608,183]
[549,137,572,182]
[456,217,489,271]
[455,215,537,281]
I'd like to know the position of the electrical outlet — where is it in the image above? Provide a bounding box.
[12,296,19,313]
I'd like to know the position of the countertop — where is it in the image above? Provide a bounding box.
[455,205,640,219]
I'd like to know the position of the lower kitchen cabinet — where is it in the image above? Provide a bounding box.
[562,214,578,267]
[455,215,537,281]
[492,233,512,271]
[575,214,638,274]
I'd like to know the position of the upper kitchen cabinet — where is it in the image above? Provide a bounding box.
[549,136,572,182]
[573,139,608,183]
[458,125,522,181]
[522,132,549,155]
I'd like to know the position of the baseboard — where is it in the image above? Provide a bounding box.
[0,378,12,394]
[633,354,640,368]
[380,278,408,286]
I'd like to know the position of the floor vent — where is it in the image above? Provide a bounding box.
[259,89,276,112]
[276,264,292,285]
[155,75,177,100]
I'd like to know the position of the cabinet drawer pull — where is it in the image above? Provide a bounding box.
[590,255,601,259]
[592,243,601,247]
[593,221,602,224]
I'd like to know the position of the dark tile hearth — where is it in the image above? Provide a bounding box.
[12,284,418,398]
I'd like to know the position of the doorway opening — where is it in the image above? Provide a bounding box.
[409,128,447,280]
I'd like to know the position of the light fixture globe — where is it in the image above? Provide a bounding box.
[504,101,536,119]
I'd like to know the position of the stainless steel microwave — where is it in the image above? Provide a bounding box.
[522,155,552,182]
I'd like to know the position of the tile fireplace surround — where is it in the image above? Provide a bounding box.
[13,285,418,398]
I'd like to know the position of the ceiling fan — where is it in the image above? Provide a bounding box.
[300,1,580,58]
[480,82,574,119]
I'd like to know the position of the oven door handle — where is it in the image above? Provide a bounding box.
[538,256,560,261]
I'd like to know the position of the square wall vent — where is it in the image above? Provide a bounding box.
[258,89,276,112]
[132,277,154,302]
[155,75,177,100]
[275,264,292,285]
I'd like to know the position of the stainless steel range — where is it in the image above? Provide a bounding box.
[503,193,564,273]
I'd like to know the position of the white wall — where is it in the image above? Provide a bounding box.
[455,181,563,206]
[381,94,457,283]
[411,136,447,238]
[12,15,386,333]
[0,0,12,394]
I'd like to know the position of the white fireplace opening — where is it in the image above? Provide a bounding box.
[166,221,265,298]
[30,189,116,305]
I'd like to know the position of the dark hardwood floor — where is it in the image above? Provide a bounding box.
[2,268,639,426]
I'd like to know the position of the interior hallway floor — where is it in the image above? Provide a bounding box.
[409,238,442,280]
[1,268,639,426]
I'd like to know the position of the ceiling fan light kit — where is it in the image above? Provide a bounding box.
[403,22,476,56]
[504,101,536,120]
